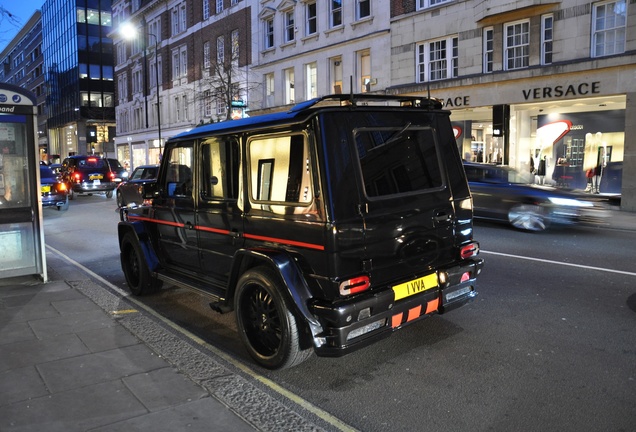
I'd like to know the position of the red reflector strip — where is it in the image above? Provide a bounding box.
[425,298,440,314]
[460,242,479,259]
[391,313,403,328]
[460,272,471,283]
[407,305,422,322]
[243,233,324,251]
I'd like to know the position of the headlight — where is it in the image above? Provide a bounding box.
[548,197,593,207]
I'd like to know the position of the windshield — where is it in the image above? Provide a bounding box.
[354,126,444,198]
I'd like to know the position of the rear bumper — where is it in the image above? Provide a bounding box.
[42,193,68,207]
[72,182,116,193]
[309,258,484,357]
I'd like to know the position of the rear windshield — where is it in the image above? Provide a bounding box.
[354,126,444,198]
[78,158,106,169]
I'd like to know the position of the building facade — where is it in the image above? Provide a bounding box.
[41,0,116,162]
[111,0,254,169]
[388,0,636,210]
[250,0,387,113]
[0,11,48,162]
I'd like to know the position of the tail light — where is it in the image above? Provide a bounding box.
[57,182,68,192]
[339,275,370,296]
[109,172,116,180]
[460,241,479,259]
[73,172,81,182]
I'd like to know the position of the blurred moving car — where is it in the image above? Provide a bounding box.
[116,164,159,207]
[106,158,129,183]
[464,162,609,232]
[40,165,69,211]
[61,155,117,199]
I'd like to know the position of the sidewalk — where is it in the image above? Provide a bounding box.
[0,252,330,432]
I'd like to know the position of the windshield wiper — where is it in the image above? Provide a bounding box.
[383,122,412,146]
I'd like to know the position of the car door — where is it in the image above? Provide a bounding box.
[351,118,458,286]
[196,137,244,285]
[151,142,199,273]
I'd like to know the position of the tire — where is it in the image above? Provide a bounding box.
[106,190,113,199]
[234,266,312,370]
[508,204,549,232]
[116,190,125,207]
[120,232,162,295]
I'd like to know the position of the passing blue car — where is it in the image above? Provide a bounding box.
[40,165,69,211]
[464,162,609,231]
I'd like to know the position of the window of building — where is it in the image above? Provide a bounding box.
[204,90,213,117]
[264,18,274,49]
[417,36,458,82]
[172,3,187,36]
[172,47,187,80]
[203,0,210,20]
[203,41,211,68]
[306,62,317,99]
[180,48,188,79]
[148,18,161,44]
[483,27,493,73]
[117,43,126,65]
[504,20,530,70]
[284,68,295,104]
[216,0,224,14]
[331,56,343,93]
[217,36,225,64]
[357,0,370,19]
[182,94,188,121]
[150,56,162,87]
[284,10,295,43]
[418,0,451,9]
[216,96,226,116]
[231,29,239,67]
[175,96,181,122]
[132,68,143,94]
[359,51,371,92]
[118,74,128,102]
[592,0,626,57]
[265,73,274,97]
[541,15,553,65]
[330,0,342,28]
[306,1,317,35]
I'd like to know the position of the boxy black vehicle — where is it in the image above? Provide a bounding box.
[118,94,484,369]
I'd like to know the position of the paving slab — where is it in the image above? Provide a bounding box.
[0,333,89,373]
[0,366,48,406]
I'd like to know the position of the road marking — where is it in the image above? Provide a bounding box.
[46,245,357,432]
[481,250,636,277]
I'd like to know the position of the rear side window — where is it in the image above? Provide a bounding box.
[354,126,444,198]
[247,133,313,208]
[201,138,239,200]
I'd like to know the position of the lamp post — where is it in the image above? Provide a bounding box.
[120,20,162,159]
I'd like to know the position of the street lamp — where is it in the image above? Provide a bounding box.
[120,20,162,158]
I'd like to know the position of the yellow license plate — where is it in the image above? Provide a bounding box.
[393,273,438,301]
[41,185,51,193]
[89,174,103,180]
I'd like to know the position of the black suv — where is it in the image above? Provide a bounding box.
[61,155,117,199]
[118,94,484,369]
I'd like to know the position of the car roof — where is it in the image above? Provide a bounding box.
[170,94,444,142]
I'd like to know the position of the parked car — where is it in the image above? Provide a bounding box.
[118,94,484,369]
[61,155,117,199]
[40,165,69,211]
[106,158,129,183]
[116,164,159,207]
[463,162,609,231]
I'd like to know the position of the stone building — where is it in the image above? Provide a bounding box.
[388,0,636,210]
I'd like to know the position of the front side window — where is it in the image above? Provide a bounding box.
[504,20,530,70]
[164,144,194,198]
[330,0,342,28]
[417,36,458,82]
[592,0,627,57]
[354,126,444,198]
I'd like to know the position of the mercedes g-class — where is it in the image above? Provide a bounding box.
[118,94,484,369]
